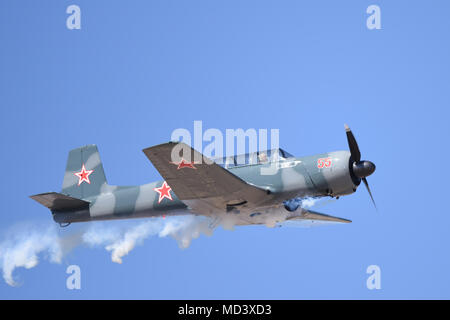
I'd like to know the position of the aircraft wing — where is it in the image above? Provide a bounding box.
[142,142,269,215]
[287,209,352,223]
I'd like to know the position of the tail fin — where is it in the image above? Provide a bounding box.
[61,145,108,199]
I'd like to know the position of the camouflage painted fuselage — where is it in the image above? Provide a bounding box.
[53,150,358,226]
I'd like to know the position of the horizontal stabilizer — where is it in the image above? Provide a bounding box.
[288,209,351,223]
[30,192,90,212]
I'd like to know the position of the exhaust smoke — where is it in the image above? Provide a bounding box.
[0,215,216,286]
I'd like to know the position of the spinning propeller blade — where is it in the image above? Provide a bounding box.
[345,124,377,210]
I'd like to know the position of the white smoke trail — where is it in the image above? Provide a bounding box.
[85,221,161,264]
[0,198,340,286]
[0,215,217,286]
[160,215,215,249]
[83,216,215,263]
[82,220,163,264]
[300,197,320,208]
[0,196,342,286]
[0,223,63,286]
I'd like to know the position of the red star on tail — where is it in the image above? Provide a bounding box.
[153,181,173,203]
[74,164,94,186]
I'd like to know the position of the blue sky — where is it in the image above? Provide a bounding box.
[0,0,449,299]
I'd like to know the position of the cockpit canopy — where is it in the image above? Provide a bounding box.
[214,148,294,169]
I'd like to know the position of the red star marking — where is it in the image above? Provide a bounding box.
[153,181,173,204]
[74,164,94,186]
[171,158,197,170]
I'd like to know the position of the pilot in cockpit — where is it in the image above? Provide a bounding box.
[258,152,268,163]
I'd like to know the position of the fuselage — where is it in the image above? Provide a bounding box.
[52,150,359,225]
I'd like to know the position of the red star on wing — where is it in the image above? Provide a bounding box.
[171,158,197,170]
[153,181,173,203]
[74,164,94,186]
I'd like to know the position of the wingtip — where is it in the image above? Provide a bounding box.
[344,123,350,131]
[142,141,180,153]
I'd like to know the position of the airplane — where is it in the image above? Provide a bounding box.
[30,125,376,228]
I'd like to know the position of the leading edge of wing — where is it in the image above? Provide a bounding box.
[288,209,352,224]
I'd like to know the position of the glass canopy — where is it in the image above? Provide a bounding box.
[214,148,294,168]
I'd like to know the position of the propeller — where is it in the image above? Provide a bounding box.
[345,124,377,209]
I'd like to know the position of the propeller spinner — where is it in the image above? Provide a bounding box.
[345,124,377,209]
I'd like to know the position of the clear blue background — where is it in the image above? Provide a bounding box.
[1,0,449,299]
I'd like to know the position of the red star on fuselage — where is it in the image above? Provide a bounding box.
[171,158,197,170]
[74,164,94,186]
[153,181,173,204]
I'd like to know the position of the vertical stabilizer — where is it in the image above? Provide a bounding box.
[61,145,107,199]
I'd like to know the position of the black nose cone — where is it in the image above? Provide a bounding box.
[353,160,376,178]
